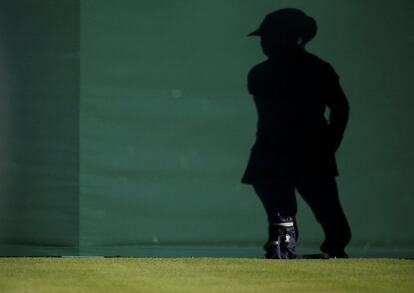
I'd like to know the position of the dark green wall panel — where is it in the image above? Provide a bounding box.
[0,0,80,255]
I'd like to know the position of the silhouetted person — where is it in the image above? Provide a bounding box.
[241,9,351,258]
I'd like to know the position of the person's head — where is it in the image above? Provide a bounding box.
[249,9,317,57]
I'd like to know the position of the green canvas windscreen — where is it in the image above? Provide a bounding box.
[1,0,414,257]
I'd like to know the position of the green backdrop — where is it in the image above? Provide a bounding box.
[1,0,413,257]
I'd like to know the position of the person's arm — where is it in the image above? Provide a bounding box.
[325,67,350,152]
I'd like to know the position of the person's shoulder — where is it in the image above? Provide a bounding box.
[305,52,339,80]
[247,60,270,94]
[303,51,338,78]
[248,60,271,77]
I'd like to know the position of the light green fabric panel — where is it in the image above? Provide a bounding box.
[80,0,260,256]
[80,0,414,257]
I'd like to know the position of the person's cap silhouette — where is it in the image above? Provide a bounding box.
[248,8,317,46]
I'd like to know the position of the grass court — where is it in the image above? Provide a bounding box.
[1,257,413,292]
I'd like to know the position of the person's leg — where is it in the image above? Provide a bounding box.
[253,181,298,258]
[296,177,351,257]
[253,181,297,223]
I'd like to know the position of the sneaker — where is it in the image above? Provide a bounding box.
[265,214,296,259]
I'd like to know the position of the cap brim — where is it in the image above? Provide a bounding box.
[247,29,261,36]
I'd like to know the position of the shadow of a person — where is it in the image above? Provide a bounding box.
[241,8,351,258]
